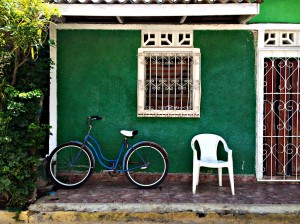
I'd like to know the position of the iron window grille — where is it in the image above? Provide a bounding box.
[137,48,201,118]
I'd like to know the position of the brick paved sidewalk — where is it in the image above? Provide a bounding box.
[2,178,299,223]
[30,178,300,217]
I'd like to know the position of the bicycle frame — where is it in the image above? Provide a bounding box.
[83,134,128,172]
[70,116,152,173]
[80,133,150,173]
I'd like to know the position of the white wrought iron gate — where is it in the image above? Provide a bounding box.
[262,56,300,180]
[257,30,300,181]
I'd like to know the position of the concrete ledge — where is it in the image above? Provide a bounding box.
[29,202,300,215]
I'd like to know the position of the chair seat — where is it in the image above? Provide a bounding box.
[198,160,229,168]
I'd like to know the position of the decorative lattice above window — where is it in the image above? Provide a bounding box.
[264,31,300,47]
[142,32,193,47]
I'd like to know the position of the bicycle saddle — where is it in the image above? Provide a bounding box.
[120,130,138,138]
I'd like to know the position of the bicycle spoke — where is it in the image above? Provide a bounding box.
[125,143,168,188]
[47,143,93,188]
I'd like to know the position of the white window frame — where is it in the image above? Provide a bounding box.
[137,47,201,118]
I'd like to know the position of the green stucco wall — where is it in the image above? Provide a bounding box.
[249,0,300,23]
[57,30,256,174]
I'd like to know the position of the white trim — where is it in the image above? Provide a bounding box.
[56,3,259,17]
[255,24,300,31]
[49,24,58,154]
[56,23,254,30]
[137,47,201,118]
[54,23,300,31]
[255,42,264,180]
[259,49,300,56]
[257,179,300,182]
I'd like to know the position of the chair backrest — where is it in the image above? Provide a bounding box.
[191,134,228,161]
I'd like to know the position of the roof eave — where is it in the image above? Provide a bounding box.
[56,3,260,24]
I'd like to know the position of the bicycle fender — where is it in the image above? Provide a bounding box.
[68,141,84,145]
[122,141,168,169]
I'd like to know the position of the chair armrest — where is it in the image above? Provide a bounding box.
[191,138,199,161]
[225,148,233,162]
[224,147,232,153]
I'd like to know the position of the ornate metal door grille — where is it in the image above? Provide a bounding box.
[263,57,300,180]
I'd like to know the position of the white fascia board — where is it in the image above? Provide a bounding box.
[49,24,58,154]
[55,24,300,31]
[57,3,259,17]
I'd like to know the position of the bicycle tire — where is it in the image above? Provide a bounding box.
[46,142,94,188]
[124,141,169,189]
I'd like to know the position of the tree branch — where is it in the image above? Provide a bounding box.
[10,49,30,86]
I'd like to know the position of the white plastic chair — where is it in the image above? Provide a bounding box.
[191,134,235,195]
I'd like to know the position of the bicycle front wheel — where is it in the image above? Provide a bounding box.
[124,142,169,189]
[47,142,94,188]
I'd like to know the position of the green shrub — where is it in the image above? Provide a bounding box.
[0,83,50,208]
[0,0,59,208]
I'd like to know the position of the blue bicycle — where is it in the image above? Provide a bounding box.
[46,116,169,189]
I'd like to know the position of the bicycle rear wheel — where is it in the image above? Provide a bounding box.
[124,142,169,189]
[47,142,94,188]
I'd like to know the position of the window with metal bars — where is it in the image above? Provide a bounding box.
[137,48,201,117]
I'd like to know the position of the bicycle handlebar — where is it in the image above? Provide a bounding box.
[86,115,102,126]
[90,115,102,121]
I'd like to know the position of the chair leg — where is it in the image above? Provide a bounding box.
[228,166,235,195]
[196,167,200,186]
[192,165,199,194]
[218,168,222,187]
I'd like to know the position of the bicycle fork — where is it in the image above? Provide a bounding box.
[70,147,84,167]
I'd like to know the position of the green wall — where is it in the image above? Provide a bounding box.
[249,0,300,23]
[57,30,256,174]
